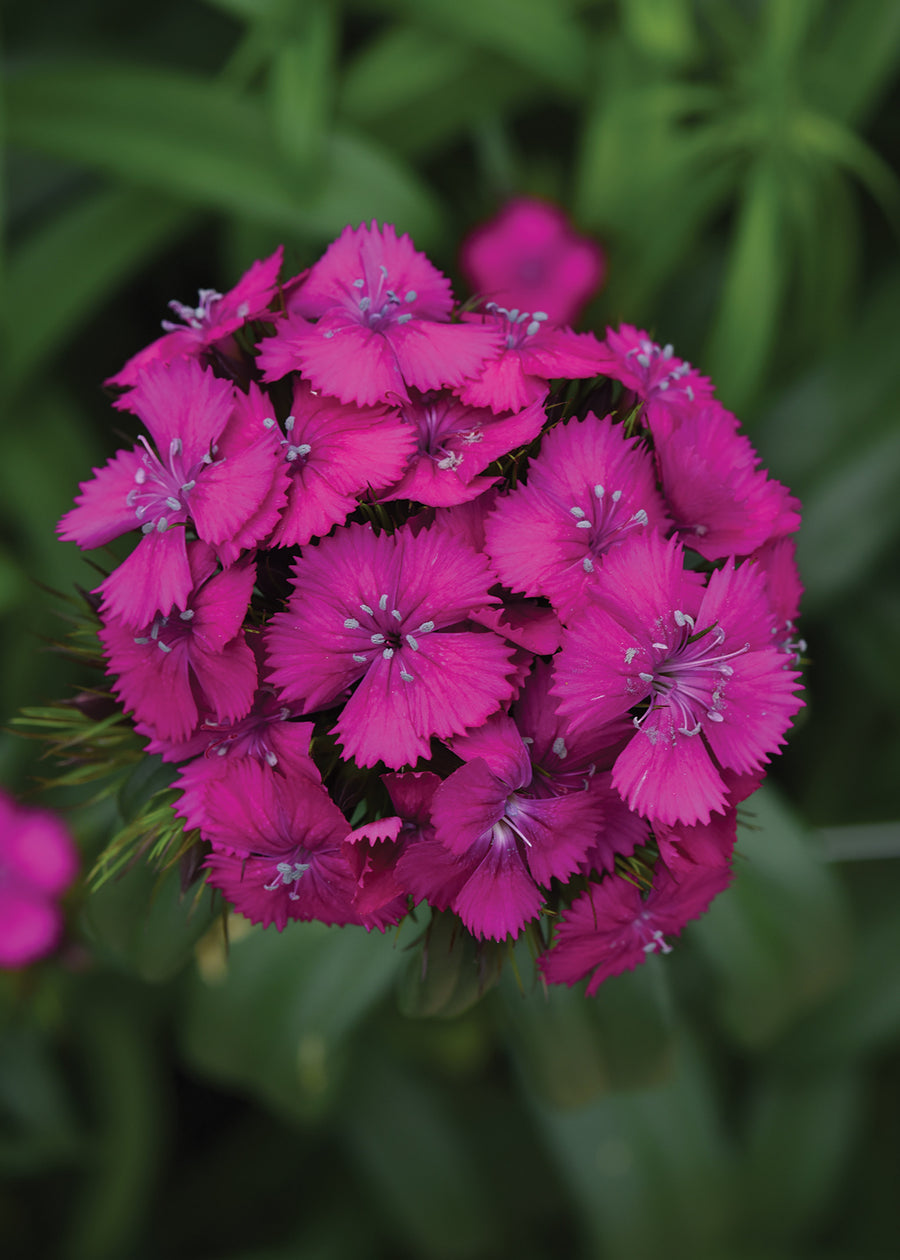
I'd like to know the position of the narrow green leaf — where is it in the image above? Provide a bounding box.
[81,862,217,983]
[499,956,676,1106]
[530,1035,734,1260]
[704,159,785,410]
[692,785,852,1047]
[63,989,164,1260]
[390,0,590,96]
[6,63,443,244]
[398,910,503,1018]
[807,0,900,125]
[791,108,900,228]
[818,821,900,862]
[4,187,193,397]
[620,0,698,65]
[181,918,405,1121]
[340,25,472,124]
[268,1,336,175]
[338,1052,501,1259]
[739,1064,862,1242]
[797,425,900,608]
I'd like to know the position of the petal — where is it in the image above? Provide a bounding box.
[97,527,193,628]
[58,446,146,549]
[612,715,729,826]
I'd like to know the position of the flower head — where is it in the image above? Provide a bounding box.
[539,862,732,994]
[107,247,285,388]
[266,522,517,768]
[59,359,281,627]
[257,221,499,406]
[0,791,78,968]
[553,532,804,825]
[461,197,606,325]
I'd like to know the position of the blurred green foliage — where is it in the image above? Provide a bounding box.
[2,1,899,1257]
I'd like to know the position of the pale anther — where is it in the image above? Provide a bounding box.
[344,618,360,629]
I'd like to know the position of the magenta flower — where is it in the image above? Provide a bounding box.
[511,660,644,874]
[552,532,804,825]
[460,197,606,325]
[266,522,517,768]
[652,399,802,560]
[485,413,669,620]
[172,693,319,834]
[0,791,78,969]
[594,324,714,421]
[428,712,608,940]
[98,544,257,744]
[257,221,500,406]
[200,760,359,929]
[59,359,282,627]
[458,306,606,413]
[107,246,285,388]
[380,390,547,508]
[539,862,732,994]
[264,379,416,547]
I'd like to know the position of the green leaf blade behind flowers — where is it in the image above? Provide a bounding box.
[691,784,852,1049]
[386,0,590,97]
[704,158,786,412]
[4,186,194,398]
[528,1035,735,1260]
[498,956,676,1107]
[5,62,444,245]
[180,919,407,1123]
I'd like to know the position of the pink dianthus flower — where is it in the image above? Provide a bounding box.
[257,221,500,406]
[460,198,606,325]
[59,359,282,627]
[539,862,732,994]
[0,791,78,968]
[266,521,517,769]
[552,532,804,826]
[107,246,286,388]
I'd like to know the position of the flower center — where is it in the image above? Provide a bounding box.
[161,288,224,333]
[404,396,484,472]
[126,435,206,533]
[264,858,312,898]
[485,303,549,349]
[132,607,196,654]
[625,338,696,402]
[349,265,418,331]
[341,595,436,685]
[635,613,749,736]
[263,414,311,467]
[565,485,650,575]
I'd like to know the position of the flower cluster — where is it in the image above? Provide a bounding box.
[57,214,804,995]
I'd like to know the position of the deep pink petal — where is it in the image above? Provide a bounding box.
[58,447,146,548]
[97,527,193,628]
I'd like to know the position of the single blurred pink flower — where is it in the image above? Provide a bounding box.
[460,198,606,325]
[0,791,78,968]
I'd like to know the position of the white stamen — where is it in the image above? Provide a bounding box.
[344,618,360,629]
[552,737,568,759]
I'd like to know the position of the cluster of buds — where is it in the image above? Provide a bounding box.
[57,213,804,994]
